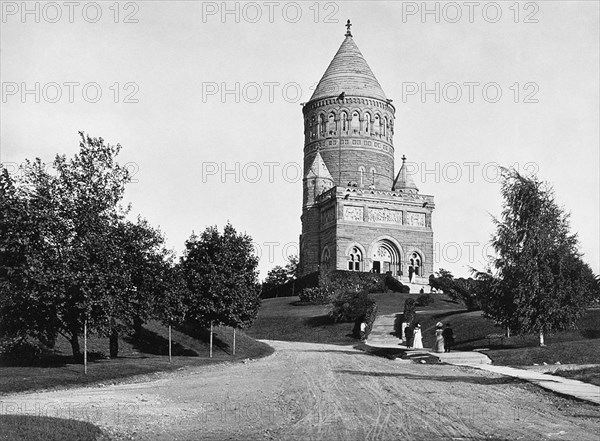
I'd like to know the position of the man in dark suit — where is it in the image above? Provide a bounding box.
[443,323,455,352]
[404,324,414,348]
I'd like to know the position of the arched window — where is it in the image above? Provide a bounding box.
[328,112,336,134]
[319,114,326,136]
[382,116,387,136]
[370,167,376,186]
[341,112,348,131]
[364,112,371,133]
[358,166,366,186]
[351,111,360,132]
[310,116,316,139]
[374,114,381,134]
[321,247,331,268]
[408,252,422,281]
[348,246,362,271]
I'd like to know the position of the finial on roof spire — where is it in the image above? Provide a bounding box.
[402,154,407,163]
[345,19,352,37]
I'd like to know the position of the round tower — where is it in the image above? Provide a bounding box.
[302,21,396,198]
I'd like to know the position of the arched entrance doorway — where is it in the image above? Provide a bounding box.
[371,240,401,275]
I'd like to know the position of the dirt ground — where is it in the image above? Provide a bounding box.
[1,340,599,441]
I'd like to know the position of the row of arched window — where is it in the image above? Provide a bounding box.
[321,246,423,276]
[358,167,376,187]
[306,110,393,138]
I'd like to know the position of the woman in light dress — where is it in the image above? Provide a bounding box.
[412,323,423,349]
[433,322,445,353]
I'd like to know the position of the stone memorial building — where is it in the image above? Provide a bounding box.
[299,22,435,288]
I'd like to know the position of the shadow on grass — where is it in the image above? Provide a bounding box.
[581,329,600,339]
[0,415,103,441]
[0,353,69,368]
[428,310,470,320]
[175,322,231,355]
[0,350,108,368]
[124,327,198,357]
[304,314,335,327]
[335,370,524,385]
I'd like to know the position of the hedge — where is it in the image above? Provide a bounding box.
[260,271,319,299]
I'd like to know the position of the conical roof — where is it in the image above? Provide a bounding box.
[309,34,388,102]
[393,155,419,192]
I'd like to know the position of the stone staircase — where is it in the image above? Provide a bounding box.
[366,313,402,348]
[366,312,491,365]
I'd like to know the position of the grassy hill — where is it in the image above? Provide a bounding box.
[248,292,600,367]
[0,321,273,395]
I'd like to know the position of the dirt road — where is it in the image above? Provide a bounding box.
[2,340,598,440]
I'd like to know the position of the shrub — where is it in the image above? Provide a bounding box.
[261,271,319,299]
[299,287,332,305]
[416,293,434,307]
[0,338,43,359]
[363,299,378,338]
[321,270,387,295]
[385,274,410,293]
[330,290,371,323]
[403,298,416,323]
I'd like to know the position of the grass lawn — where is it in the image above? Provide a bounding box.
[0,415,102,441]
[246,292,465,346]
[0,321,273,395]
[246,297,355,345]
[551,366,600,387]
[248,293,600,368]
[398,307,600,367]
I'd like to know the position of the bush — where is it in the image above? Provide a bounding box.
[261,271,319,299]
[299,287,332,305]
[329,290,371,323]
[403,298,416,324]
[0,338,43,359]
[385,274,410,293]
[416,293,434,307]
[322,270,387,295]
[353,298,379,339]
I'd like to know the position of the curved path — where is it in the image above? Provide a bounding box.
[1,340,598,440]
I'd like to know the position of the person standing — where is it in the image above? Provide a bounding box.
[404,324,414,348]
[412,323,423,349]
[443,323,455,352]
[360,322,367,342]
[433,322,445,353]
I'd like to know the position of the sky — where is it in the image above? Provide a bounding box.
[1,1,599,280]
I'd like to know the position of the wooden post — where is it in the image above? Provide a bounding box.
[168,325,172,363]
[209,321,213,358]
[233,328,236,355]
[84,319,88,375]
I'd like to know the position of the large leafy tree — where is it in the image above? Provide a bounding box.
[181,223,261,331]
[0,133,177,358]
[482,170,598,345]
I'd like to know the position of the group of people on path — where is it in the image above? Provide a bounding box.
[404,322,454,353]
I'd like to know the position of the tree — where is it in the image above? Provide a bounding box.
[180,223,261,354]
[262,255,299,292]
[429,269,482,311]
[262,265,289,292]
[482,170,598,345]
[0,133,168,358]
[109,218,178,357]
